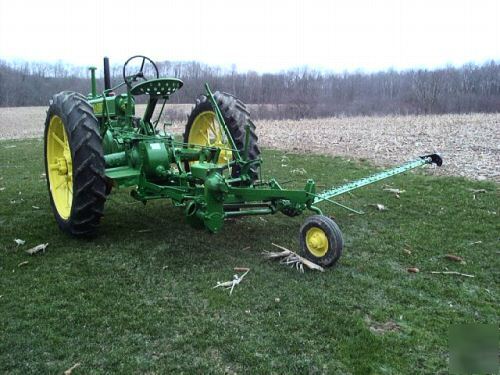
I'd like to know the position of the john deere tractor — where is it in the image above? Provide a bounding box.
[44,55,442,267]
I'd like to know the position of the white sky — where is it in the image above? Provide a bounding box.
[0,0,498,73]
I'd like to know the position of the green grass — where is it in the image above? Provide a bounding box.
[0,139,498,374]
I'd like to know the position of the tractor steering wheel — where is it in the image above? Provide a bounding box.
[122,55,159,86]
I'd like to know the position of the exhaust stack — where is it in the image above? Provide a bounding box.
[103,57,111,91]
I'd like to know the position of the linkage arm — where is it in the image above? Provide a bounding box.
[204,83,242,162]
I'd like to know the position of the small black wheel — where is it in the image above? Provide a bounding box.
[299,215,343,267]
[44,91,106,236]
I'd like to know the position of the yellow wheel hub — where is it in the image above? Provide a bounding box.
[46,115,73,219]
[305,227,329,257]
[188,111,232,164]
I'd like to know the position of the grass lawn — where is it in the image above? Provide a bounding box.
[0,138,498,374]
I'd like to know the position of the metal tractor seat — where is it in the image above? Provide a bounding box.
[130,78,184,98]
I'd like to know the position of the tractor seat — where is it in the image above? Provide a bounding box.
[130,78,184,98]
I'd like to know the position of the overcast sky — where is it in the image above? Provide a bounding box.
[0,0,498,73]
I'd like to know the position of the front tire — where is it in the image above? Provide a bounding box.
[44,91,106,236]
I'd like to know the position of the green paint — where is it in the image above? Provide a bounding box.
[80,56,442,234]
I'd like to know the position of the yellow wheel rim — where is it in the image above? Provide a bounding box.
[305,227,329,257]
[187,111,232,164]
[46,115,73,219]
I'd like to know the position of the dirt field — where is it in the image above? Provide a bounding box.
[1,106,498,182]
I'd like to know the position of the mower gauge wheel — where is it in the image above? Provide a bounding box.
[299,215,343,267]
[123,55,159,86]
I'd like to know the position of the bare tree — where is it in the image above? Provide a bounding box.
[1,59,499,118]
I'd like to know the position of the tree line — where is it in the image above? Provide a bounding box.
[1,59,499,119]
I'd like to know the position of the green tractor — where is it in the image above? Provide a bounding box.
[44,55,442,267]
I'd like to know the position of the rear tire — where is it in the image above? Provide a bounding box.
[44,91,106,236]
[183,91,260,183]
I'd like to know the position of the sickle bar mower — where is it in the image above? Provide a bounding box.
[43,55,442,267]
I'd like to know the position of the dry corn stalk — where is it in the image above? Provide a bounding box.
[291,168,307,175]
[369,203,387,211]
[468,188,487,200]
[26,243,48,255]
[213,268,250,295]
[430,271,474,278]
[262,243,324,273]
[383,188,405,198]
[467,188,487,194]
[64,363,81,375]
[444,254,464,262]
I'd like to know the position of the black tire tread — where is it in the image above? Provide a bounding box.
[299,215,344,267]
[183,91,260,182]
[44,91,106,236]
